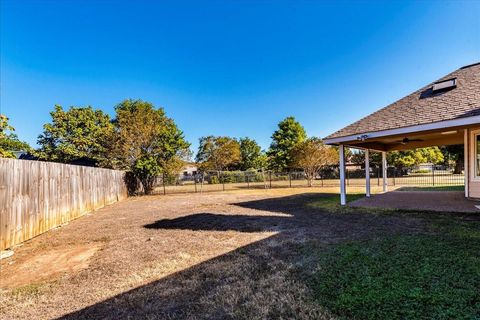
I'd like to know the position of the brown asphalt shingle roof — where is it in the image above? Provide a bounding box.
[325,62,480,140]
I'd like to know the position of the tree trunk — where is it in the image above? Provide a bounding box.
[453,158,464,174]
[141,176,156,195]
[306,172,313,187]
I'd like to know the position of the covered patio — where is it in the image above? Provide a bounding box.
[350,190,479,213]
[324,62,480,206]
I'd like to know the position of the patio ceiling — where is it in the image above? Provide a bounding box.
[342,126,468,152]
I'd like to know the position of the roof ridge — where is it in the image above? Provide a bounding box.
[460,62,480,69]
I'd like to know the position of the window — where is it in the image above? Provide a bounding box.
[477,134,480,177]
[432,78,456,92]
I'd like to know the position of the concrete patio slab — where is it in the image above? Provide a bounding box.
[350,191,480,213]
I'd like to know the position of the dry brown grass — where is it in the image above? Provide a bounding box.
[0,186,417,319]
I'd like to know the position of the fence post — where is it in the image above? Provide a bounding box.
[263,169,267,189]
[163,172,166,195]
[346,169,349,186]
[393,168,395,186]
[194,176,197,193]
[377,167,380,186]
[432,165,435,186]
[246,173,250,189]
[289,172,292,188]
[269,171,272,189]
[221,171,225,191]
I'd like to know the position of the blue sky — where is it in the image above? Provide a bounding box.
[1,0,479,153]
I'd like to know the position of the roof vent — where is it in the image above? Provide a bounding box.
[432,78,456,92]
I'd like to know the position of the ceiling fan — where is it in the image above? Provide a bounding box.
[396,137,424,145]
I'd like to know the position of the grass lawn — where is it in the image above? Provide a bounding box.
[305,194,480,319]
[397,185,465,192]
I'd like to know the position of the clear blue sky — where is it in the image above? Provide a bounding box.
[1,0,479,153]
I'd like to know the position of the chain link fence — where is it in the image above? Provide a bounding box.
[152,164,464,195]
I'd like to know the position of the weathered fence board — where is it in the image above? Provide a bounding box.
[0,158,127,250]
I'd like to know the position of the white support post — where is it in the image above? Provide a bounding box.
[464,129,469,198]
[339,144,347,205]
[365,149,371,197]
[382,151,388,193]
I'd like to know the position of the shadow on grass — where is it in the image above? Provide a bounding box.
[57,192,480,320]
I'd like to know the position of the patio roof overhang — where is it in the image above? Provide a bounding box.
[323,115,480,151]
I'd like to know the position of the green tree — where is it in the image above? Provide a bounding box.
[389,147,444,168]
[291,138,339,187]
[253,152,269,170]
[239,137,264,170]
[440,145,463,174]
[37,105,114,164]
[0,115,31,158]
[196,136,241,171]
[267,116,307,171]
[111,99,190,194]
[0,133,31,155]
[351,147,444,169]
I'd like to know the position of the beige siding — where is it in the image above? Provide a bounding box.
[0,158,127,250]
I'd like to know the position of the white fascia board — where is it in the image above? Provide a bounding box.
[323,115,480,145]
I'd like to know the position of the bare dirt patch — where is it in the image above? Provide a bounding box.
[1,244,100,289]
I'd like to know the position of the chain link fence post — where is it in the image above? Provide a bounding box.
[221,171,225,191]
[162,172,166,195]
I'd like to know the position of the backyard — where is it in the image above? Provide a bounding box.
[1,187,479,319]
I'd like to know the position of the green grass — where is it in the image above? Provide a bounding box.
[307,234,480,319]
[307,193,371,213]
[397,185,465,192]
[304,194,480,320]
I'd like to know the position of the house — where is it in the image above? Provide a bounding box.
[180,163,198,177]
[324,62,480,205]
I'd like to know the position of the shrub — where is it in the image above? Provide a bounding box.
[210,175,219,184]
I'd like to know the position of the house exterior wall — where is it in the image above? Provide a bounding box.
[468,127,480,199]
[181,164,198,176]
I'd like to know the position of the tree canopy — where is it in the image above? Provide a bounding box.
[0,114,31,158]
[267,116,306,171]
[36,105,114,164]
[196,136,241,171]
[351,147,445,168]
[291,138,338,186]
[239,137,266,170]
[388,147,444,168]
[440,145,463,174]
[111,99,190,194]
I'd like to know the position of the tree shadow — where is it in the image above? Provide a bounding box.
[144,213,291,233]
[57,193,426,319]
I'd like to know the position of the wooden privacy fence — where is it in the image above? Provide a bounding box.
[0,158,128,250]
